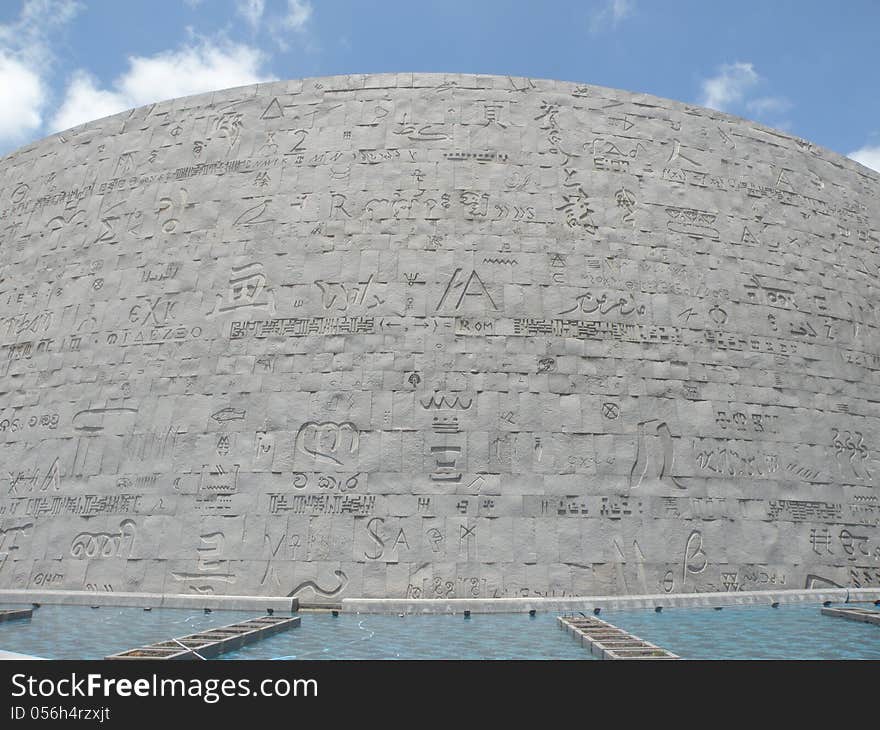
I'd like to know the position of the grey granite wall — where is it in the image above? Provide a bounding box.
[0,73,878,602]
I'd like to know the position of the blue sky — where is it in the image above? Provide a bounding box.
[0,0,878,170]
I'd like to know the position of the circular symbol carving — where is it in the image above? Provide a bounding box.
[408,373,421,387]
[10,183,29,204]
[92,278,104,290]
[708,304,728,324]
[537,357,556,373]
[601,402,620,419]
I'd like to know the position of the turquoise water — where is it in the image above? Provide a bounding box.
[222,612,589,660]
[0,604,258,659]
[1,602,879,659]
[602,604,880,660]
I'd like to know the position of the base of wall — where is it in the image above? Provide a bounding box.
[342,587,880,614]
[2,588,878,615]
[0,590,298,612]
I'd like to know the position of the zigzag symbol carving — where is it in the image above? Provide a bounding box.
[420,393,474,410]
[482,257,518,265]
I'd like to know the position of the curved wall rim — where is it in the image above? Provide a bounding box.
[0,73,878,601]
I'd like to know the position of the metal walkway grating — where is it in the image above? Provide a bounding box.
[558,614,679,660]
[105,614,301,659]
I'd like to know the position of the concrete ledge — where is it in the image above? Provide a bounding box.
[821,606,880,625]
[342,588,880,614]
[0,590,298,612]
[0,608,33,623]
[0,650,46,661]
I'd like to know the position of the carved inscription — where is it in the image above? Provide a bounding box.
[1,73,877,600]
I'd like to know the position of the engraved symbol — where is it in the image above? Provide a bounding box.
[430,446,462,482]
[426,527,444,552]
[261,97,284,120]
[435,268,498,312]
[213,110,243,146]
[483,103,507,128]
[315,274,385,312]
[207,262,276,317]
[629,419,686,490]
[70,520,136,559]
[72,407,138,433]
[10,183,29,204]
[556,185,598,233]
[804,574,843,590]
[296,421,359,466]
[708,305,728,324]
[666,139,701,167]
[129,296,178,326]
[94,200,125,246]
[287,569,348,598]
[721,572,740,592]
[392,113,449,142]
[157,188,189,234]
[614,187,636,224]
[665,205,719,240]
[810,528,833,555]
[44,209,86,250]
[234,199,273,227]
[420,394,473,410]
[170,532,236,592]
[408,373,421,387]
[211,407,246,423]
[602,402,620,419]
[682,530,707,583]
[537,357,557,373]
[365,517,385,560]
[216,434,231,456]
[198,464,240,499]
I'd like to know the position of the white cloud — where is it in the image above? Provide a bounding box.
[848,145,880,173]
[50,71,134,132]
[51,40,276,132]
[0,52,44,143]
[237,0,266,30]
[611,0,634,22]
[699,62,759,112]
[590,0,634,34]
[283,0,313,30]
[698,62,792,129]
[0,0,82,67]
[746,96,792,117]
[0,1,82,145]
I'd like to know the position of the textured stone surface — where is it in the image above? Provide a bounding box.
[0,73,878,602]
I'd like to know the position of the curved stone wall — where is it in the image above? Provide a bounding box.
[0,73,878,601]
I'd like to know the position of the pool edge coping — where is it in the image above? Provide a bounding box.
[0,590,298,612]
[1,588,878,614]
[342,587,880,613]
